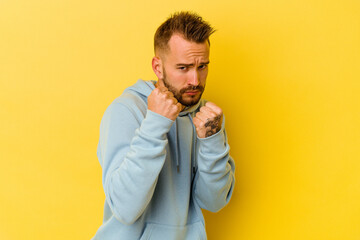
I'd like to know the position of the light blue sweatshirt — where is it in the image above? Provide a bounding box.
[93,79,235,240]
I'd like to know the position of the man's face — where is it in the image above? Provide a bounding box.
[158,34,210,107]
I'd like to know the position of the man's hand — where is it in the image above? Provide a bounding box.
[192,102,223,138]
[148,86,184,121]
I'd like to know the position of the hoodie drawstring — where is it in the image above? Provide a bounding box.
[172,114,197,175]
[188,113,197,175]
[174,119,180,172]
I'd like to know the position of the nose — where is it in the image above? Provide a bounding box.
[188,69,200,86]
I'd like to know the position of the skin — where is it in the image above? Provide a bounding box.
[148,33,223,138]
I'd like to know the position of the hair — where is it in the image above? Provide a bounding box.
[154,11,215,55]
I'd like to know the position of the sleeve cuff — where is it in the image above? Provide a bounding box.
[139,110,174,139]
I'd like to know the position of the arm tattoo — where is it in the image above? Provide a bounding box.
[204,115,221,137]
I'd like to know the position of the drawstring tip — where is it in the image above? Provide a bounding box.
[177,165,180,172]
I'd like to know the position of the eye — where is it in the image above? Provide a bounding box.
[198,64,208,70]
[178,66,187,71]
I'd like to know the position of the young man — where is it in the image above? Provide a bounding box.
[93,11,235,240]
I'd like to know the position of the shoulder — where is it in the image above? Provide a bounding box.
[113,91,147,113]
[102,91,148,124]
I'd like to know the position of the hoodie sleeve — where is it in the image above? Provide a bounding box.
[192,116,235,212]
[98,102,173,225]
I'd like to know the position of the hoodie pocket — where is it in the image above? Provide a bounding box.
[140,221,206,240]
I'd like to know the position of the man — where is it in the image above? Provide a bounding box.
[93,11,235,240]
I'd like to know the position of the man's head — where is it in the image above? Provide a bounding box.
[152,12,215,107]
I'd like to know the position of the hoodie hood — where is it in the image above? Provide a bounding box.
[123,79,202,172]
[124,79,156,100]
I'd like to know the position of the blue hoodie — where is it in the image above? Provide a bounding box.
[93,79,235,240]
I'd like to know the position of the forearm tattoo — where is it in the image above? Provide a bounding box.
[204,115,221,137]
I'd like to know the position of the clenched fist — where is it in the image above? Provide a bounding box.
[148,86,184,121]
[192,102,223,138]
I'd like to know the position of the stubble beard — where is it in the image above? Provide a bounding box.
[162,69,205,107]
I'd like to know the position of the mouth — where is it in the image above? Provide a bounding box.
[184,91,199,96]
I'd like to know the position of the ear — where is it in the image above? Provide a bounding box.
[152,56,163,80]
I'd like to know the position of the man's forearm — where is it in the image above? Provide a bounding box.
[100,106,173,224]
[192,125,235,212]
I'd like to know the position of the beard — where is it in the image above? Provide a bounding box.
[162,69,205,107]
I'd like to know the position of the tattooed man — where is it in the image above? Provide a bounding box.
[93,11,235,240]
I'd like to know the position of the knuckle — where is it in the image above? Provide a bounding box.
[200,107,207,113]
[213,108,222,115]
[205,101,213,107]
[216,108,223,115]
[154,88,160,94]
[161,93,168,99]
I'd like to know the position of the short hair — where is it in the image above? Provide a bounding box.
[154,11,215,55]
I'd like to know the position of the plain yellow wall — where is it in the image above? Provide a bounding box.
[1,0,359,239]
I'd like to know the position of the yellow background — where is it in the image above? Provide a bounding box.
[1,0,359,239]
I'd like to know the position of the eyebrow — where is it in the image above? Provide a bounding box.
[176,61,210,67]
